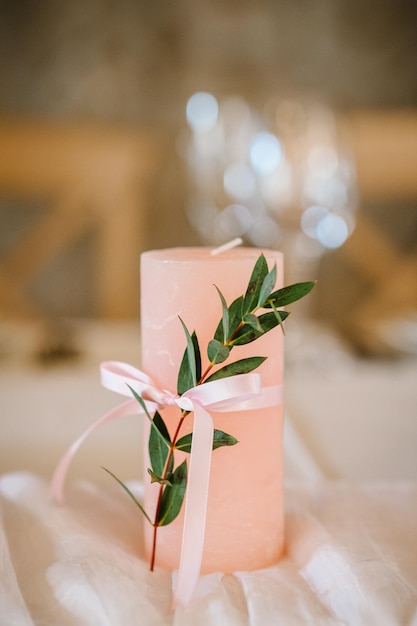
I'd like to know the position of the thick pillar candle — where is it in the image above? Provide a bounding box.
[140,247,284,574]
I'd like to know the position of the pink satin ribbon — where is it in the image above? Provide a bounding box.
[50,360,283,608]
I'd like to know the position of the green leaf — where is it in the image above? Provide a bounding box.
[214,285,229,343]
[231,310,290,345]
[212,429,239,450]
[270,301,286,336]
[102,466,153,525]
[264,281,316,308]
[242,254,268,316]
[148,411,172,477]
[177,328,201,395]
[179,317,197,387]
[128,384,152,419]
[207,339,230,364]
[205,356,267,382]
[128,385,170,450]
[214,296,244,343]
[173,433,193,453]
[175,429,239,453]
[147,467,172,486]
[244,313,264,333]
[258,264,277,307]
[157,460,187,526]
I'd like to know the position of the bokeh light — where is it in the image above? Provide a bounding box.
[248,216,280,247]
[260,161,293,208]
[316,213,349,248]
[183,95,356,258]
[301,205,350,249]
[301,205,329,239]
[223,163,256,200]
[186,92,219,133]
[219,204,253,236]
[249,132,282,176]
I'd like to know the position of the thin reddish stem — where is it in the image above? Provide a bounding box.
[149,412,188,571]
[149,313,255,569]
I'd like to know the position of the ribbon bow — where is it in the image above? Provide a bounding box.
[50,361,282,607]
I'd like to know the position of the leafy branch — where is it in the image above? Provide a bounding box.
[104,253,315,571]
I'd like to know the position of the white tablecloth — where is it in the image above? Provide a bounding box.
[1,473,416,625]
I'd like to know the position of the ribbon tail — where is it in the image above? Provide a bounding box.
[50,398,138,505]
[172,403,214,609]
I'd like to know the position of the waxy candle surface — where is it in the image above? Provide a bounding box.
[141,247,284,573]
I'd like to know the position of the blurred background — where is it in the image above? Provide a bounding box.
[0,0,416,484]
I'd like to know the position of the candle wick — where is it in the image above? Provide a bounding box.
[211,237,243,256]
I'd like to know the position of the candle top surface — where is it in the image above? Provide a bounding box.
[142,247,283,263]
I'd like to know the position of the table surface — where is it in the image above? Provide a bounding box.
[1,472,416,626]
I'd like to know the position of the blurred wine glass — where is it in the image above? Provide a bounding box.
[183,92,356,269]
[181,92,358,367]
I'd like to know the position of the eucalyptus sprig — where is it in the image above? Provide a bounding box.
[105,254,315,571]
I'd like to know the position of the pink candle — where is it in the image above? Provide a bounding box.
[140,247,284,573]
